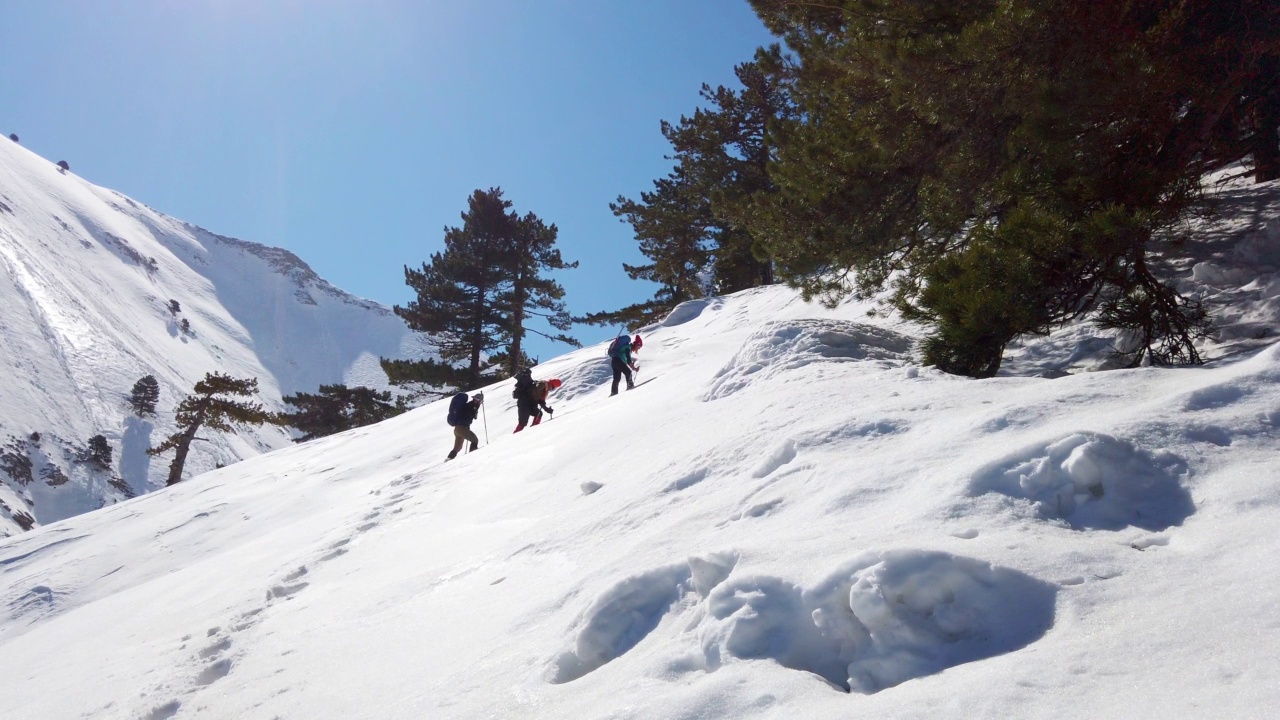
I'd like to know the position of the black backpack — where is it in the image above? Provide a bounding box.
[511,368,534,399]
[446,392,469,426]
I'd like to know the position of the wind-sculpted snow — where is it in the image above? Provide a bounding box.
[704,320,912,401]
[661,297,722,327]
[700,551,1056,694]
[969,433,1194,531]
[550,552,739,683]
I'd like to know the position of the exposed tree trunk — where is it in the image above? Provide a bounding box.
[165,409,206,486]
[1253,57,1280,183]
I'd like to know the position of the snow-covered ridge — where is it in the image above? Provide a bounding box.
[0,138,426,535]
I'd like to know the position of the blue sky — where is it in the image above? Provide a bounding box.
[1,1,775,362]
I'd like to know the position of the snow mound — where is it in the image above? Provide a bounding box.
[662,298,723,327]
[705,320,913,401]
[969,433,1194,531]
[700,550,1056,693]
[550,551,738,684]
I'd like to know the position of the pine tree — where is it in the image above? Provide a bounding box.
[129,375,160,416]
[495,210,580,376]
[742,0,1277,376]
[388,188,578,388]
[168,299,181,315]
[581,57,788,326]
[388,189,513,390]
[148,373,268,485]
[273,384,407,442]
[84,435,112,470]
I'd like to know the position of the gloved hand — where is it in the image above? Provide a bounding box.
[629,363,638,372]
[546,407,554,415]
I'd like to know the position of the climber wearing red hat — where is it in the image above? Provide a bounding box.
[606,333,641,396]
[513,369,561,432]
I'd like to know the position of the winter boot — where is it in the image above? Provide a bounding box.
[532,415,541,426]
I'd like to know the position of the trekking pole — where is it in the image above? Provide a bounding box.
[481,402,489,444]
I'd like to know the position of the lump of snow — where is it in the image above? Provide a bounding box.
[549,552,738,683]
[704,320,912,401]
[969,433,1194,531]
[699,550,1055,693]
[661,298,720,327]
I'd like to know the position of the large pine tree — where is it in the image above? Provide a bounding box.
[389,189,513,390]
[494,211,579,375]
[388,188,578,387]
[580,57,788,327]
[741,0,1279,376]
[148,373,268,485]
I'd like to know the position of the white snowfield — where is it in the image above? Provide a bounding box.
[4,213,1280,720]
[0,139,424,534]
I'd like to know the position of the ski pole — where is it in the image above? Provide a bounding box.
[481,401,489,444]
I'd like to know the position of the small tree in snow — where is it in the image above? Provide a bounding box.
[179,318,191,335]
[129,375,160,416]
[7,134,16,143]
[84,435,112,470]
[168,299,181,315]
[56,160,69,173]
[148,373,269,485]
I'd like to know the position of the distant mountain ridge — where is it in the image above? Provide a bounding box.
[0,138,427,535]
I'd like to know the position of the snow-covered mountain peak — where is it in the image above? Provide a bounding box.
[0,137,424,534]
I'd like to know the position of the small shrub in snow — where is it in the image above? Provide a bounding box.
[7,133,17,142]
[83,435,113,470]
[56,160,69,172]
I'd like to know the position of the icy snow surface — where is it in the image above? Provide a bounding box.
[0,140,425,534]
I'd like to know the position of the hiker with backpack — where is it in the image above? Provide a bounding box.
[607,333,642,396]
[512,368,561,432]
[445,391,484,460]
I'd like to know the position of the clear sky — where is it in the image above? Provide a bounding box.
[1,0,776,362]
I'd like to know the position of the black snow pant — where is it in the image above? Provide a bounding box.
[448,425,478,458]
[515,397,542,432]
[610,358,634,395]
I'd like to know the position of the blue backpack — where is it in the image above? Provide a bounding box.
[446,392,469,426]
[607,334,630,359]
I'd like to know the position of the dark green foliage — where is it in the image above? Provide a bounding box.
[389,188,577,389]
[584,57,789,326]
[129,375,160,416]
[168,299,180,315]
[148,373,268,485]
[740,0,1277,375]
[273,384,408,443]
[179,318,191,335]
[84,435,112,470]
[56,160,69,172]
[379,357,471,396]
[496,207,580,375]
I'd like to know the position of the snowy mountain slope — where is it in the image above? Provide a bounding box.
[0,138,426,535]
[2,173,1280,719]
